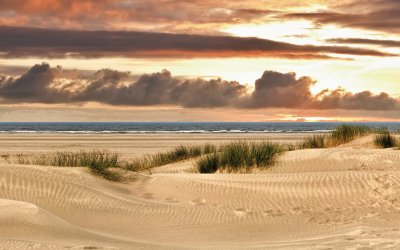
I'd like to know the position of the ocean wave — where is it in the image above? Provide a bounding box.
[0,122,397,134]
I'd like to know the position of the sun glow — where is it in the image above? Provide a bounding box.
[224,21,400,50]
[223,21,316,45]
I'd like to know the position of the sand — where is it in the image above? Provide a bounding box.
[0,133,400,249]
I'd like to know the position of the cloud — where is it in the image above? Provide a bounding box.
[0,0,277,31]
[245,71,315,108]
[2,0,271,40]
[284,0,400,33]
[327,38,400,47]
[0,63,248,108]
[0,63,65,103]
[0,63,399,111]
[0,26,394,59]
[73,69,247,107]
[314,89,399,110]
[2,0,399,41]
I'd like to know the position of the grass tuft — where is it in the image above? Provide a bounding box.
[327,125,371,146]
[202,143,217,154]
[219,141,252,170]
[89,161,122,181]
[197,153,220,173]
[125,144,218,172]
[300,134,327,149]
[374,131,398,148]
[197,141,283,173]
[32,150,119,168]
[285,144,297,151]
[14,150,121,181]
[251,141,283,167]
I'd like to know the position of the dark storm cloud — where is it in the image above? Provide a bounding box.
[73,69,247,107]
[0,63,68,103]
[245,71,400,110]
[0,26,394,59]
[0,63,248,108]
[314,89,399,110]
[245,71,315,108]
[0,63,399,111]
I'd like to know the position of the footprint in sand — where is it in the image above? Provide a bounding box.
[190,198,207,205]
[365,212,379,218]
[165,197,180,203]
[291,206,304,214]
[82,246,101,250]
[234,208,248,217]
[369,174,400,209]
[263,209,285,217]
[233,208,254,217]
[143,193,154,199]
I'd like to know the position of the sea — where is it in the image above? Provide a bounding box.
[0,122,399,134]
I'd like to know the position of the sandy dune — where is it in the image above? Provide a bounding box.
[0,133,400,249]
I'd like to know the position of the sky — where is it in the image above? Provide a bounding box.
[0,0,400,122]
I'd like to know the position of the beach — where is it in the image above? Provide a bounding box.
[1,132,400,249]
[3,0,400,248]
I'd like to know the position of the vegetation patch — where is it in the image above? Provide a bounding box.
[7,125,398,177]
[327,125,372,146]
[298,125,379,149]
[88,161,122,181]
[13,150,122,181]
[299,134,327,149]
[374,131,398,148]
[124,144,218,172]
[197,153,220,173]
[197,141,284,173]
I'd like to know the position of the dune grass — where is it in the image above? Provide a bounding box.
[327,125,372,146]
[124,144,218,172]
[14,150,122,181]
[202,143,217,154]
[296,125,375,149]
[285,144,297,151]
[88,161,122,181]
[31,150,119,168]
[8,124,396,178]
[374,131,398,148]
[219,141,253,169]
[197,153,220,173]
[299,134,327,149]
[197,141,284,173]
[195,125,395,173]
[0,154,10,163]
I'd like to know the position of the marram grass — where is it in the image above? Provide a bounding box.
[197,153,220,173]
[14,150,122,181]
[124,144,218,172]
[299,134,327,149]
[9,125,396,178]
[197,141,284,173]
[327,125,372,146]
[374,131,398,148]
[299,125,378,149]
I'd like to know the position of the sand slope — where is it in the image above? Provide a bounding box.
[0,134,400,249]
